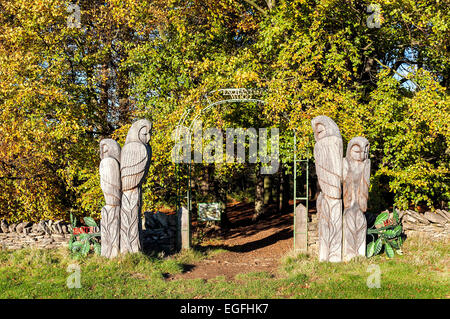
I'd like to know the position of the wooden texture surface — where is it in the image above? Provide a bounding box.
[119,119,152,254]
[294,203,308,253]
[342,137,370,261]
[99,139,121,258]
[177,206,191,250]
[100,205,120,258]
[312,116,343,262]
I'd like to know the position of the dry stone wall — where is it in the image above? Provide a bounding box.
[400,209,450,239]
[0,219,72,250]
[306,209,450,257]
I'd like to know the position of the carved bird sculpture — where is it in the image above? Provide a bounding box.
[311,115,343,262]
[99,138,121,258]
[119,119,152,253]
[342,136,370,261]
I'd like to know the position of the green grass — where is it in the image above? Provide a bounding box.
[0,236,448,298]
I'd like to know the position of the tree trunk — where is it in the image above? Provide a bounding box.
[275,170,281,213]
[281,166,290,212]
[253,164,265,220]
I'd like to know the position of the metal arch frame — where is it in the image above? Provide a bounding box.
[174,88,308,252]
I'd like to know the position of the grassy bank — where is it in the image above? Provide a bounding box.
[0,236,448,299]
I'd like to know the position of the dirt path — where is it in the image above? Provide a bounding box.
[170,202,295,280]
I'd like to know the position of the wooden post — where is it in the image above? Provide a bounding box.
[177,206,191,250]
[294,203,308,254]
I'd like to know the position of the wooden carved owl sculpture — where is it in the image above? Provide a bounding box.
[120,119,152,254]
[99,139,122,258]
[342,137,370,261]
[311,115,343,262]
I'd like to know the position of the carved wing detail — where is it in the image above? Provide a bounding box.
[357,159,370,212]
[342,158,353,209]
[120,142,150,192]
[314,136,343,199]
[99,157,121,206]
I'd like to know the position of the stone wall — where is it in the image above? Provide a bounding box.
[0,220,72,250]
[306,209,450,256]
[400,209,450,239]
[0,212,178,253]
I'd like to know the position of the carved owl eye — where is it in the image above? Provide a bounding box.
[138,126,150,144]
[350,144,363,161]
[100,143,109,159]
[316,123,326,139]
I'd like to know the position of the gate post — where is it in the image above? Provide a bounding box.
[177,205,191,250]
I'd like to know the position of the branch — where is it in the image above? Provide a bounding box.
[242,0,267,15]
[373,57,421,90]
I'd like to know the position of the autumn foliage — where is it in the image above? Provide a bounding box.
[0,0,448,222]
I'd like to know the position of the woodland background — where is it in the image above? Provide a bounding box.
[0,0,448,222]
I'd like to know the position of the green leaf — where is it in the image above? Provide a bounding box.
[83,217,97,228]
[374,238,383,255]
[78,233,90,241]
[397,237,403,247]
[373,238,383,255]
[393,225,402,237]
[375,212,389,226]
[71,240,84,252]
[385,242,395,258]
[81,241,90,256]
[390,239,399,249]
[384,229,397,239]
[366,241,375,257]
[93,242,101,255]
[393,209,399,223]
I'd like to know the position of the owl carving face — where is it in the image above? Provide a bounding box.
[100,139,121,162]
[138,124,151,144]
[347,137,369,162]
[125,119,152,144]
[311,115,342,141]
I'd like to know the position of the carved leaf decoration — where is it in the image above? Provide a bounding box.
[317,193,342,261]
[120,190,141,253]
[317,194,330,258]
[344,207,367,257]
[101,206,120,258]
